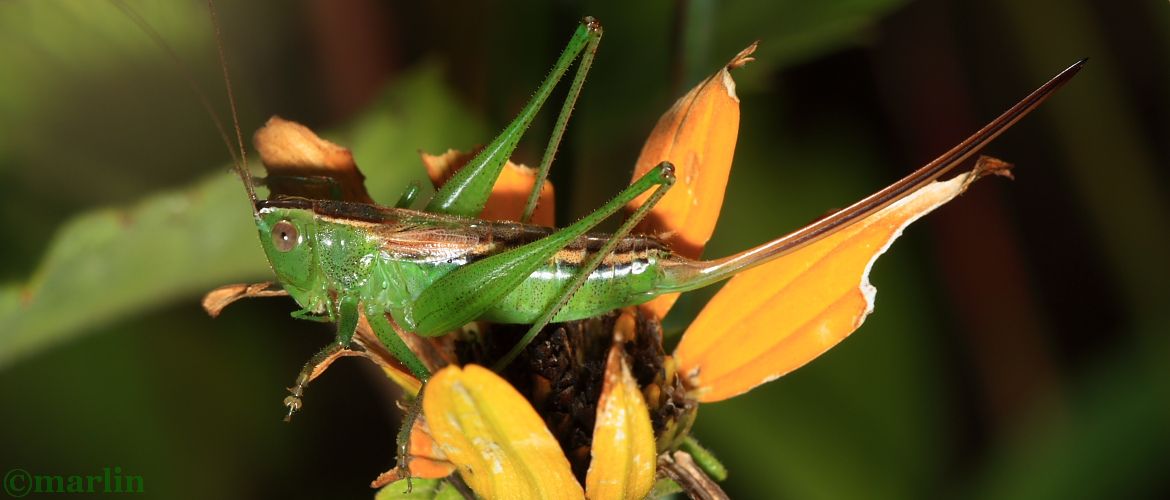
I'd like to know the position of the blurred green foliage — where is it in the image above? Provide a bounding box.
[1,1,1167,499]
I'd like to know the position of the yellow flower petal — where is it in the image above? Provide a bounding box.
[422,149,556,227]
[379,365,423,398]
[585,344,657,500]
[626,44,755,318]
[423,364,583,499]
[676,159,1012,402]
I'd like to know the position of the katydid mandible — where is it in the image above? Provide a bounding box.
[210,16,1083,419]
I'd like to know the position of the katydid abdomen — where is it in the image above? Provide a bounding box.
[398,233,669,325]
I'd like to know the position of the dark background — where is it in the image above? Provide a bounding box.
[1,0,1167,498]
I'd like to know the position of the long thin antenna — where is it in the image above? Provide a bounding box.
[110,0,258,209]
[109,2,235,172]
[206,0,257,207]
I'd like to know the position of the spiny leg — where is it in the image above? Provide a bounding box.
[286,297,439,419]
[408,162,677,337]
[365,307,432,381]
[521,18,602,223]
[284,295,360,421]
[494,161,677,370]
[282,343,347,422]
[393,385,426,491]
[426,17,603,218]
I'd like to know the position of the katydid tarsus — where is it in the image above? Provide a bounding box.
[181,3,1084,420]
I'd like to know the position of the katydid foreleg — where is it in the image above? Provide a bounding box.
[282,299,432,421]
[282,295,361,420]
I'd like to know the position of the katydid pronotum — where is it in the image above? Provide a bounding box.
[192,11,1082,420]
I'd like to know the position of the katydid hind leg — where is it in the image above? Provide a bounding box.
[495,161,677,370]
[426,18,602,218]
[408,162,677,338]
[521,18,602,223]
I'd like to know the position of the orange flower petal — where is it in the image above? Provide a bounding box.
[421,149,556,226]
[423,364,583,499]
[403,415,457,479]
[676,161,1009,402]
[627,43,755,318]
[254,116,375,203]
[201,282,287,318]
[585,344,657,499]
[369,415,456,488]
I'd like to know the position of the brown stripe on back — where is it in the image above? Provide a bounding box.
[288,198,671,265]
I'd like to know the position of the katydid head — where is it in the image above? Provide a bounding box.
[256,205,320,305]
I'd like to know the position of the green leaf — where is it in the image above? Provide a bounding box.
[0,65,483,370]
[0,172,265,369]
[375,478,465,500]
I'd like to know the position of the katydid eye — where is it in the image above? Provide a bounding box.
[272,220,299,252]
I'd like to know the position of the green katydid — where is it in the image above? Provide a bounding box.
[203,13,1083,419]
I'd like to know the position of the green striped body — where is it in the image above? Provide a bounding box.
[372,235,668,326]
[256,199,675,336]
